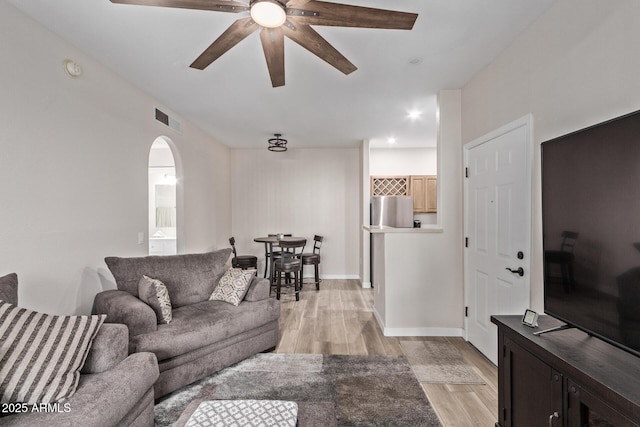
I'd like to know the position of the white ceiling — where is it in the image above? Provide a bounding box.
[8,0,556,149]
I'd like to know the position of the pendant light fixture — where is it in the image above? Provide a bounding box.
[268,133,288,152]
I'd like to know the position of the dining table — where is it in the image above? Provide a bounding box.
[254,235,307,280]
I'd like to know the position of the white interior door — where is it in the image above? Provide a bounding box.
[464,115,532,365]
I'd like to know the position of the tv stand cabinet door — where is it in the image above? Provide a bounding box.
[500,336,563,427]
[567,379,640,427]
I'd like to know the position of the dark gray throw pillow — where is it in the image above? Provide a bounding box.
[0,272,18,305]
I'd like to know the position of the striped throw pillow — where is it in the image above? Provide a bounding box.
[0,301,106,404]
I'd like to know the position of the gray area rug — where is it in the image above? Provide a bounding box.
[155,353,442,426]
[401,340,485,384]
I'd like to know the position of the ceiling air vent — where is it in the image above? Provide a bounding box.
[154,107,181,133]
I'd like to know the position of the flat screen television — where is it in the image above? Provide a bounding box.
[542,109,640,357]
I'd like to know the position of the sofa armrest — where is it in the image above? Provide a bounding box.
[1,352,159,427]
[82,323,129,374]
[94,290,157,337]
[244,277,271,302]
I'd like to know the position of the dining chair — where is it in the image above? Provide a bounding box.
[265,233,292,280]
[229,237,258,270]
[301,235,323,290]
[273,238,306,301]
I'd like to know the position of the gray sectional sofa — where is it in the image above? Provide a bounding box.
[94,248,280,399]
[0,273,159,427]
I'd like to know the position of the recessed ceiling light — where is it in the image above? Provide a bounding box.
[408,110,422,120]
[387,137,397,144]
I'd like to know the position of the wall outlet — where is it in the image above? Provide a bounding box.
[138,232,145,245]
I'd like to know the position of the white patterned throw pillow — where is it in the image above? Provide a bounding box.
[185,400,298,427]
[138,275,173,324]
[0,301,105,404]
[209,268,256,306]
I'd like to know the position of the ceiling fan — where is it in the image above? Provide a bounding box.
[109,0,418,87]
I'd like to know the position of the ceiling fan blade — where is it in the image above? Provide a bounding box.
[286,0,311,7]
[288,0,418,30]
[110,0,249,13]
[260,27,286,87]
[190,17,258,69]
[282,21,356,75]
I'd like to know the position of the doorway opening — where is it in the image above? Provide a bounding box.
[149,137,178,255]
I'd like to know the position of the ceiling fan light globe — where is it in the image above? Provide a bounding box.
[250,0,287,28]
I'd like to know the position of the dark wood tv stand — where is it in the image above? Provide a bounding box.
[491,315,640,426]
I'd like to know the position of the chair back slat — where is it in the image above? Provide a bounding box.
[228,237,238,257]
[313,235,324,254]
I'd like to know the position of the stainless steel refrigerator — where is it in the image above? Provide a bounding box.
[370,196,414,228]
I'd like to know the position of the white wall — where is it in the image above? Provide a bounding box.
[416,89,464,330]
[461,0,640,310]
[360,141,370,286]
[0,3,231,315]
[230,148,360,279]
[369,147,437,176]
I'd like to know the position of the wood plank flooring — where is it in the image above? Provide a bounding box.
[275,279,498,427]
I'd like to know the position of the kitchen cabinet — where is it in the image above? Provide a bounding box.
[371,175,437,213]
[492,315,640,427]
[410,175,437,213]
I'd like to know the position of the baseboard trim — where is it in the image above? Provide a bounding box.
[372,307,463,337]
[382,327,464,337]
[373,306,384,331]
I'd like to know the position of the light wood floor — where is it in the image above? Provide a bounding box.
[274,279,498,427]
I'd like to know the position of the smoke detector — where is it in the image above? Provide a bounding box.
[63,59,82,78]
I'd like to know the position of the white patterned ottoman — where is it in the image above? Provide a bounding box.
[175,399,298,427]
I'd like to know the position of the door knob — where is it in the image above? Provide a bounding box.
[506,267,524,276]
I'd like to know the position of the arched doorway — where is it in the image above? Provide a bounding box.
[148,137,177,255]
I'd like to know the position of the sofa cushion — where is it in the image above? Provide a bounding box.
[139,275,173,324]
[0,301,105,404]
[130,299,280,360]
[0,272,18,305]
[244,277,271,302]
[105,248,232,308]
[209,268,256,306]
